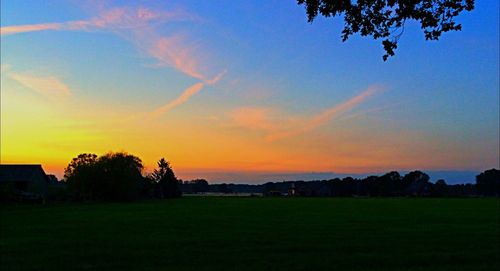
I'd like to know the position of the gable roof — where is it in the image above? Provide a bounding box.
[0,164,49,183]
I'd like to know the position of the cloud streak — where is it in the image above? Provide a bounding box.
[149,35,206,81]
[228,86,383,141]
[149,82,204,117]
[0,7,193,36]
[148,69,227,117]
[1,23,63,35]
[265,86,381,141]
[2,5,226,115]
[6,70,71,99]
[229,107,277,131]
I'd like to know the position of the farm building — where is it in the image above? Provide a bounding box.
[0,164,50,201]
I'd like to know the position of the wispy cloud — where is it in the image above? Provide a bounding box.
[205,69,228,85]
[147,68,228,117]
[6,70,71,99]
[0,7,193,36]
[1,23,62,35]
[148,35,206,81]
[265,86,382,141]
[228,86,384,141]
[146,32,224,80]
[148,68,228,117]
[149,82,204,117]
[1,5,226,114]
[229,107,277,131]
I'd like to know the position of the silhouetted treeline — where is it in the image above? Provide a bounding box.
[182,179,210,194]
[476,169,500,196]
[181,169,500,197]
[64,153,181,201]
[5,151,496,204]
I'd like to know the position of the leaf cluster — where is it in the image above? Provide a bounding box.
[297,0,475,60]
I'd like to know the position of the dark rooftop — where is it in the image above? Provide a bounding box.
[0,164,49,183]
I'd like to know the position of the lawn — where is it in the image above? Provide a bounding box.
[1,198,499,271]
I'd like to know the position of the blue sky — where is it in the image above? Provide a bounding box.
[1,0,498,183]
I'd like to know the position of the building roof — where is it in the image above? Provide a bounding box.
[0,164,49,183]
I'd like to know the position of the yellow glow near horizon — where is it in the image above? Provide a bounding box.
[1,2,498,183]
[2,72,494,181]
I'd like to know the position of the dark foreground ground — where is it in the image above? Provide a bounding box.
[1,198,499,271]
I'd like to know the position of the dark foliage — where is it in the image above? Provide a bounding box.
[148,158,182,198]
[200,169,497,198]
[64,152,145,201]
[63,152,497,200]
[65,154,182,201]
[64,153,100,200]
[431,179,447,196]
[182,179,209,193]
[476,169,500,196]
[257,171,433,197]
[297,0,475,60]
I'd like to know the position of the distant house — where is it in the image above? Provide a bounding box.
[0,164,50,201]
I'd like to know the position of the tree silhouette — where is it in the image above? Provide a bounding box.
[297,0,475,60]
[97,152,144,200]
[64,152,144,201]
[402,170,431,196]
[476,169,500,196]
[183,179,209,193]
[151,158,181,198]
[64,153,99,200]
[377,171,403,196]
[432,179,447,196]
[64,153,98,180]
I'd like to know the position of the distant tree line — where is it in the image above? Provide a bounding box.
[61,152,499,200]
[181,169,500,197]
[4,151,496,203]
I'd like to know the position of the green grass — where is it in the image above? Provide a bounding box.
[1,198,499,271]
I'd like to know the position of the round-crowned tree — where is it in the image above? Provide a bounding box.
[65,152,144,201]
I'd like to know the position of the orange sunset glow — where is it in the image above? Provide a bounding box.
[1,0,498,183]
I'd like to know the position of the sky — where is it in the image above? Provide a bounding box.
[1,0,498,183]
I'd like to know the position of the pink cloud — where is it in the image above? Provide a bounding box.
[2,5,226,113]
[0,4,200,70]
[149,36,206,81]
[149,82,205,117]
[147,68,227,118]
[265,86,382,141]
[1,23,63,35]
[228,86,383,141]
[0,6,192,35]
[229,107,277,131]
[266,86,380,141]
[205,69,228,85]
[7,71,71,99]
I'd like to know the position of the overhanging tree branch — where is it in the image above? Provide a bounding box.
[297,0,475,60]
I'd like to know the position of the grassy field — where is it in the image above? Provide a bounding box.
[1,198,499,271]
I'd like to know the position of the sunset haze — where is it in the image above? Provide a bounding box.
[1,0,498,182]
